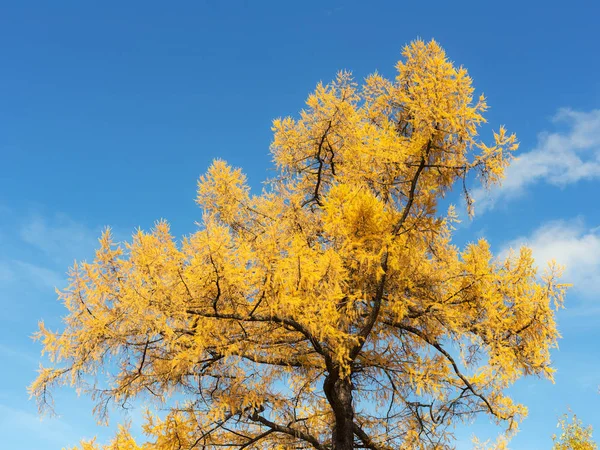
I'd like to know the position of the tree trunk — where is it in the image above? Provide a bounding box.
[324,372,354,450]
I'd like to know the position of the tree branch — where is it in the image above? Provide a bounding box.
[383,321,507,420]
[353,422,393,450]
[186,309,333,370]
[250,413,327,450]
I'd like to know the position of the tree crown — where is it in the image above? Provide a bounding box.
[30,39,566,450]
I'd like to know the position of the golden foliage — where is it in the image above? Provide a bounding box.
[553,414,597,450]
[30,40,566,450]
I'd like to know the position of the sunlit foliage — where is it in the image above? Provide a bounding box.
[30,40,566,450]
[553,414,597,450]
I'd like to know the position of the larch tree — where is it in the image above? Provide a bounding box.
[552,414,597,450]
[30,40,567,450]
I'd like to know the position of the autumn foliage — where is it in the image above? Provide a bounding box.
[30,40,567,449]
[552,414,598,450]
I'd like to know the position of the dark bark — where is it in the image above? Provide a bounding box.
[324,371,354,450]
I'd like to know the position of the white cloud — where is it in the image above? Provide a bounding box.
[20,213,101,264]
[0,211,111,295]
[474,109,600,213]
[0,404,77,447]
[0,343,38,366]
[500,218,600,298]
[13,260,65,290]
[0,261,15,282]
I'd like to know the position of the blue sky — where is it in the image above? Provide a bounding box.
[1,1,599,448]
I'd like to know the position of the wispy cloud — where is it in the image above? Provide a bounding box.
[0,261,15,282]
[474,109,600,213]
[0,404,77,446]
[0,343,38,366]
[499,218,600,298]
[20,213,101,264]
[0,210,115,299]
[13,260,65,290]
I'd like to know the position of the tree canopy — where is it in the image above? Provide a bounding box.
[30,39,567,450]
